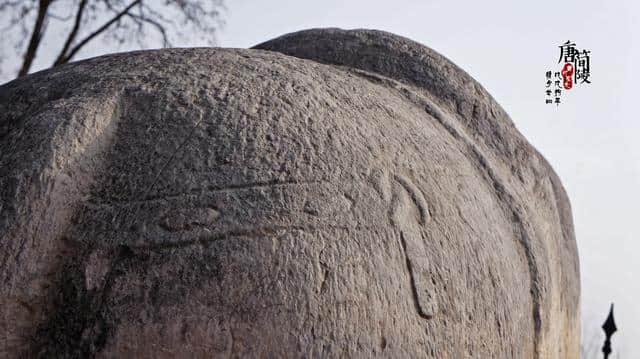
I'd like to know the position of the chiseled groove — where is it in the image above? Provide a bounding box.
[87,179,327,206]
[393,175,430,225]
[463,129,542,359]
[398,231,432,320]
[382,81,543,357]
[130,224,352,250]
[125,109,206,231]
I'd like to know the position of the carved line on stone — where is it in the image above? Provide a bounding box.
[85,179,327,207]
[158,207,221,232]
[126,108,206,229]
[393,174,431,225]
[395,86,544,357]
[387,172,435,320]
[70,105,209,249]
[130,224,352,250]
[398,231,433,320]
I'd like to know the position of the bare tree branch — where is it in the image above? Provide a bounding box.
[3,0,224,81]
[53,0,88,66]
[17,0,53,77]
[126,10,170,47]
[57,0,141,65]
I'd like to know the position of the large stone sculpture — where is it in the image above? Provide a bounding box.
[0,28,580,358]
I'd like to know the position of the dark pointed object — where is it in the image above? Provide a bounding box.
[601,303,617,359]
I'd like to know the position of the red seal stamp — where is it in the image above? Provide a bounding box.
[561,63,574,90]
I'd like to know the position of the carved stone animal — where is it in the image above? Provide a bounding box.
[0,28,580,358]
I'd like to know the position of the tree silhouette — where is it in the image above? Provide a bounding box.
[0,0,224,79]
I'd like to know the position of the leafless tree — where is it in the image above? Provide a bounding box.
[0,0,224,79]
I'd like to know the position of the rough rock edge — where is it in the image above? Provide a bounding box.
[0,28,580,358]
[254,27,580,357]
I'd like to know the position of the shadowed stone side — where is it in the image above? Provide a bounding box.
[1,28,579,358]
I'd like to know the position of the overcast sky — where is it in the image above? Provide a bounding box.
[3,0,638,357]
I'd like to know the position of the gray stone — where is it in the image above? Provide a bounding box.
[0,28,580,358]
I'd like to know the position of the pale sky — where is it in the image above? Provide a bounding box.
[2,0,639,357]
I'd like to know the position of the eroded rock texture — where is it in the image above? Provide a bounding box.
[0,28,580,358]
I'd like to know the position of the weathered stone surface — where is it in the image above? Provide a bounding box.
[0,28,580,358]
